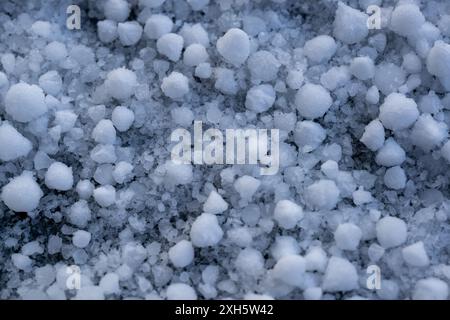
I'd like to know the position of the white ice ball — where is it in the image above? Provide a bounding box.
[295,84,332,120]
[166,283,197,300]
[93,185,116,207]
[272,255,306,287]
[72,230,91,248]
[245,84,276,113]
[379,93,419,131]
[402,241,429,267]
[183,44,208,67]
[413,278,448,300]
[190,213,223,247]
[203,190,228,214]
[334,223,362,251]
[303,35,337,64]
[161,72,189,100]
[322,256,359,292]
[376,216,407,249]
[168,240,194,268]
[157,33,184,62]
[216,28,250,66]
[273,200,304,230]
[390,4,425,38]
[112,106,134,132]
[45,162,74,191]
[117,21,143,46]
[1,172,43,212]
[247,50,280,82]
[5,83,47,123]
[360,119,385,152]
[333,2,368,44]
[92,119,117,145]
[0,122,32,161]
[304,179,340,210]
[105,68,137,101]
[104,0,130,22]
[144,14,173,40]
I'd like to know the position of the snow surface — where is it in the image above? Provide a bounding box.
[1,0,450,301]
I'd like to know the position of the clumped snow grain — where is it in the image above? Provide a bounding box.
[1,0,450,301]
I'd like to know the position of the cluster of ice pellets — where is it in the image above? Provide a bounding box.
[1,0,450,300]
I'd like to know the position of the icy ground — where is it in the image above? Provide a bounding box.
[1,0,450,300]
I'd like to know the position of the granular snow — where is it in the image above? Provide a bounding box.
[1,0,450,301]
